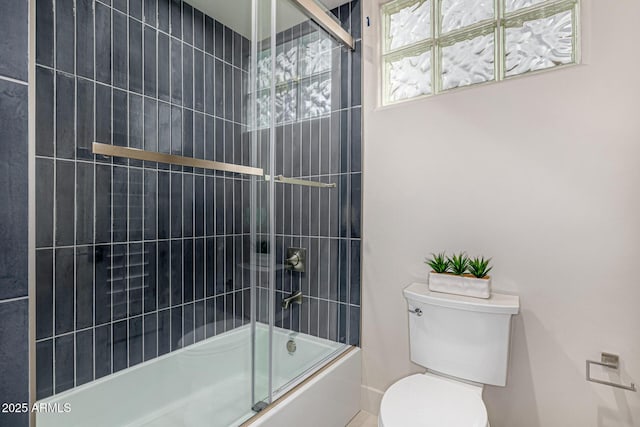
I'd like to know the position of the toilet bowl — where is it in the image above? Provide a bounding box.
[378,283,519,427]
[378,373,488,427]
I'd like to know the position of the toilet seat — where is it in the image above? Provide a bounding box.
[379,373,488,427]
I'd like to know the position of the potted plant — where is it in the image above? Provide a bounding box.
[425,252,492,299]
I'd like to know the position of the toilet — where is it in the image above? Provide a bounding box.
[379,282,520,427]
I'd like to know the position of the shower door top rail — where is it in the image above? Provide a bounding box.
[92,142,265,177]
[290,0,355,50]
[266,174,337,188]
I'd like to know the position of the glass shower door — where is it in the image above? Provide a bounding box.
[249,0,359,408]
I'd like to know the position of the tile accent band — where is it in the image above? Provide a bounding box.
[92,142,264,176]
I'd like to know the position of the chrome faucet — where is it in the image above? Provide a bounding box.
[282,290,303,309]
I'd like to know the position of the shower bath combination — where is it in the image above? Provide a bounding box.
[33,0,362,425]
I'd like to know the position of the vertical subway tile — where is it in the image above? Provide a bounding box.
[204,16,214,55]
[95,324,112,379]
[182,108,193,159]
[56,73,76,159]
[0,299,29,422]
[144,26,157,97]
[54,334,75,393]
[170,172,183,238]
[338,239,348,304]
[143,312,158,361]
[183,239,194,302]
[113,11,128,89]
[95,164,112,244]
[157,241,170,308]
[171,38,183,104]
[113,0,127,13]
[144,98,158,153]
[144,242,157,312]
[223,26,233,63]
[194,175,204,236]
[76,0,94,79]
[35,66,54,156]
[183,3,193,44]
[171,305,183,350]
[111,244,128,320]
[158,102,171,158]
[113,88,129,151]
[112,166,129,242]
[95,84,112,146]
[171,106,183,157]
[143,169,157,240]
[351,107,362,172]
[144,0,157,26]
[129,94,144,165]
[75,246,94,329]
[129,242,144,316]
[157,0,169,33]
[36,340,53,399]
[36,0,54,67]
[76,162,94,245]
[129,169,143,241]
[76,78,95,159]
[75,329,94,386]
[183,303,194,346]
[351,173,361,239]
[350,240,361,306]
[205,237,215,297]
[129,316,143,366]
[157,309,171,356]
[194,50,204,111]
[35,158,54,247]
[130,0,143,20]
[158,171,170,239]
[195,238,205,299]
[204,55,214,115]
[55,0,75,74]
[183,47,194,109]
[94,245,112,325]
[36,249,54,340]
[348,305,360,346]
[95,2,112,84]
[183,174,194,237]
[112,320,128,372]
[193,9,204,50]
[352,41,362,106]
[195,300,205,342]
[206,297,216,337]
[214,21,223,58]
[158,33,170,102]
[55,160,75,246]
[170,0,181,37]
[170,239,183,305]
[129,18,143,94]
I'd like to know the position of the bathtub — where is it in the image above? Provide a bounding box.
[36,323,360,427]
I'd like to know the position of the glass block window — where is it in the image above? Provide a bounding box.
[252,29,335,129]
[382,0,579,105]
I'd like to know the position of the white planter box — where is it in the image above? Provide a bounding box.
[428,272,492,299]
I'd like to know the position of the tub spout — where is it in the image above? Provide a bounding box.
[282,290,303,309]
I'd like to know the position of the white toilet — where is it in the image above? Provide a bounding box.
[379,282,520,427]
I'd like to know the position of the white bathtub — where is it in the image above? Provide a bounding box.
[36,324,360,427]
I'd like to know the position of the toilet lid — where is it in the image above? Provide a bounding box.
[379,373,488,427]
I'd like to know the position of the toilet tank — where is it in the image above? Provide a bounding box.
[404,282,519,386]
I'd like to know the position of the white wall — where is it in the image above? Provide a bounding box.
[360,1,640,426]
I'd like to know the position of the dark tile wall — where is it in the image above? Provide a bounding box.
[256,1,362,347]
[0,0,30,425]
[35,0,252,399]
